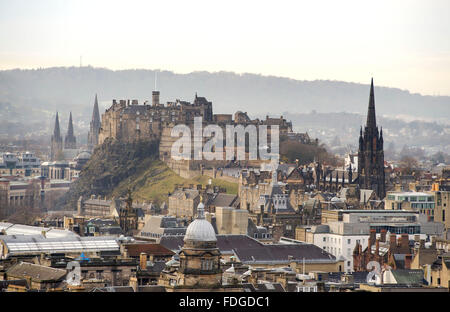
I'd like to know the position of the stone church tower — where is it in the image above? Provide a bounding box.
[64,112,77,149]
[50,112,63,161]
[357,79,385,199]
[119,188,138,236]
[88,94,101,149]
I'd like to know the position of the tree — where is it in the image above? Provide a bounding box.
[431,151,446,164]
[398,156,419,175]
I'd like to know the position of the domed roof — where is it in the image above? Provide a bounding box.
[76,151,91,160]
[331,196,342,202]
[184,202,217,242]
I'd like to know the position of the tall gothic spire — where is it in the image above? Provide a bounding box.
[88,94,101,148]
[65,111,77,149]
[67,112,74,136]
[51,111,63,161]
[366,78,377,129]
[92,94,100,125]
[54,111,61,138]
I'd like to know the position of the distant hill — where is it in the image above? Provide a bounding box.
[1,67,449,131]
[1,67,448,156]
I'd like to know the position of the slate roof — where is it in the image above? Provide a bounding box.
[138,216,186,237]
[137,285,166,292]
[160,234,337,264]
[124,243,174,257]
[210,193,239,208]
[91,286,135,292]
[234,243,336,264]
[327,272,369,284]
[170,188,199,200]
[390,269,425,285]
[241,282,286,292]
[145,261,167,273]
[7,262,67,282]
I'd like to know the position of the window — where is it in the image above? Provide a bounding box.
[201,259,214,271]
[323,237,326,242]
[347,239,351,244]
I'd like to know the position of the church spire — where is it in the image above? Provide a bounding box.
[67,112,74,136]
[51,112,63,161]
[53,112,61,138]
[65,112,76,149]
[88,94,101,148]
[366,78,377,129]
[92,94,100,125]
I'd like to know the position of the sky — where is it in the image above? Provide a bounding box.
[1,0,449,96]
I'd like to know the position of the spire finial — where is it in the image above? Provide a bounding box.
[366,78,376,129]
[197,196,205,219]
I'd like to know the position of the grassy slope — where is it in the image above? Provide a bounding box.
[111,159,238,205]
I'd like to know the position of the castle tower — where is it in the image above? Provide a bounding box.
[357,79,385,199]
[88,94,101,149]
[152,91,160,106]
[50,112,63,161]
[64,112,77,149]
[152,71,160,106]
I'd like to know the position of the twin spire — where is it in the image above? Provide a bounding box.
[53,111,77,150]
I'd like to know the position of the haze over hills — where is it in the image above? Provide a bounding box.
[0,66,448,153]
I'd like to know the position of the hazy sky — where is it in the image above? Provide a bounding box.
[1,0,449,96]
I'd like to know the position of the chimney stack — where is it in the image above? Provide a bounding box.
[405,254,412,269]
[380,229,387,242]
[369,229,376,248]
[152,91,160,106]
[389,234,397,250]
[140,252,148,270]
[419,239,425,249]
[375,239,380,258]
[400,234,409,253]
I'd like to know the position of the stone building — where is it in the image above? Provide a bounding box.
[215,206,248,235]
[158,201,223,289]
[434,190,450,233]
[5,262,67,291]
[168,188,200,218]
[429,252,450,288]
[98,93,213,146]
[118,189,139,236]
